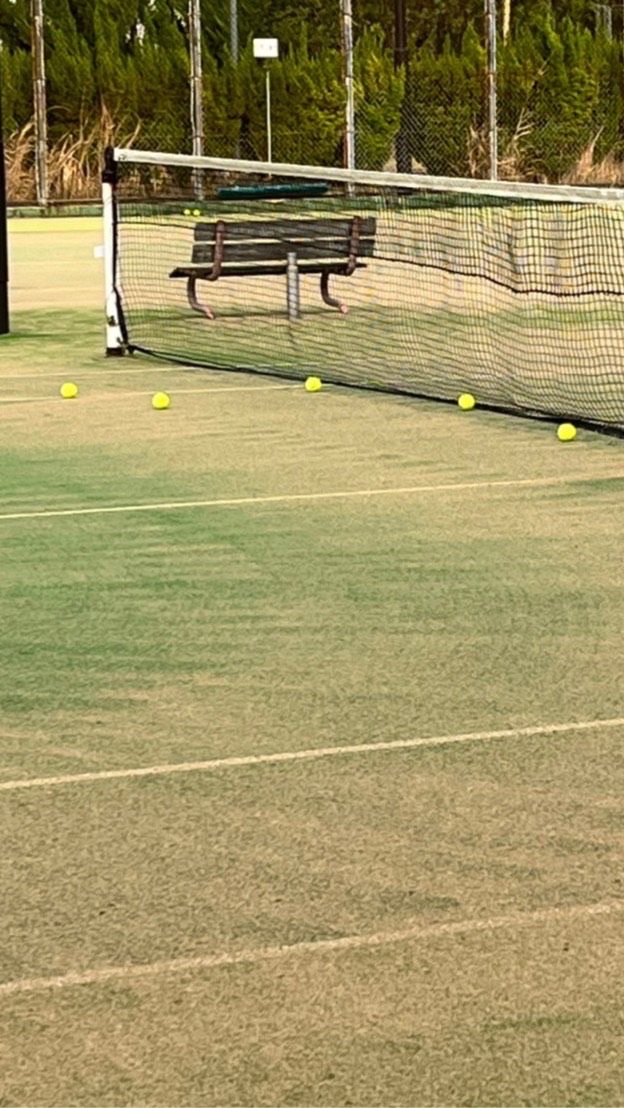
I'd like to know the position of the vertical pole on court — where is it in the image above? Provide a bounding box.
[230,0,238,62]
[189,0,205,198]
[31,0,49,207]
[253,40,279,163]
[485,0,498,180]
[102,147,125,356]
[394,0,411,174]
[0,68,8,335]
[230,0,240,154]
[266,67,272,162]
[286,252,300,321]
[341,0,356,172]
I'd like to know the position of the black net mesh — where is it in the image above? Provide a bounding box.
[111,154,624,430]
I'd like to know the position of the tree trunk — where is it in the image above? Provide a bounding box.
[503,0,511,41]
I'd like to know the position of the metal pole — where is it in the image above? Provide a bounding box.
[266,68,272,162]
[189,0,204,196]
[31,0,48,207]
[341,0,356,170]
[485,0,498,180]
[394,0,411,173]
[230,0,240,156]
[286,252,300,321]
[0,68,9,334]
[230,0,238,62]
[102,148,125,356]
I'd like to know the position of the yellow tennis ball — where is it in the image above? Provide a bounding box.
[193,209,201,217]
[557,422,577,442]
[152,391,171,410]
[305,376,322,393]
[60,382,78,399]
[458,393,476,411]
[183,208,191,216]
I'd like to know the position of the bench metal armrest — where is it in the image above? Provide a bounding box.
[346,216,362,276]
[202,219,226,280]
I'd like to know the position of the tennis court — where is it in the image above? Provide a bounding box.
[1,217,624,1106]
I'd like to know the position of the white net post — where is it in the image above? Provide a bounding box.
[102,149,125,357]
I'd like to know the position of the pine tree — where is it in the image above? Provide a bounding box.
[44,0,96,136]
[2,0,624,193]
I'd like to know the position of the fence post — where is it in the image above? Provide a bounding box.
[341,0,356,172]
[485,0,498,180]
[189,0,204,197]
[394,0,411,173]
[31,0,48,207]
[230,0,238,62]
[0,70,9,334]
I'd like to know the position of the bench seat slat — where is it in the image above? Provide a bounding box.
[191,238,375,264]
[170,261,367,280]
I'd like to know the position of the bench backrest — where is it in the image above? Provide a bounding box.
[191,217,377,265]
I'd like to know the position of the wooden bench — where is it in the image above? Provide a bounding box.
[170,216,377,320]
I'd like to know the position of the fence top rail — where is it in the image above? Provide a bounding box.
[112,148,624,206]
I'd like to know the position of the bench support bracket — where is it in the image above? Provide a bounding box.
[186,276,214,320]
[320,271,348,314]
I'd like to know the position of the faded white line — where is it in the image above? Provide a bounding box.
[109,384,302,400]
[0,366,299,385]
[1,716,623,794]
[1,471,623,524]
[0,899,621,997]
[0,367,180,380]
[0,382,300,402]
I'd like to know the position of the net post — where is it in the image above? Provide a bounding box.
[102,147,126,357]
[286,252,300,321]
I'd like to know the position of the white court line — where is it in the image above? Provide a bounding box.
[0,366,181,380]
[0,383,300,405]
[1,470,623,524]
[0,898,621,997]
[1,716,622,794]
[0,396,56,405]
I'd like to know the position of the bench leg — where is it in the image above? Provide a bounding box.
[286,252,301,321]
[320,271,348,314]
[187,276,214,320]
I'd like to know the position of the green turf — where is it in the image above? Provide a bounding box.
[1,219,624,1106]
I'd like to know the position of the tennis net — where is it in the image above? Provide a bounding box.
[104,148,624,430]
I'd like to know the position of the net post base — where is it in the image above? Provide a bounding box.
[105,289,126,355]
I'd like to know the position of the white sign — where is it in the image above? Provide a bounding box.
[253,38,279,59]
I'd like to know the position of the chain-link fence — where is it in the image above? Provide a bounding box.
[4,5,624,203]
[353,9,624,185]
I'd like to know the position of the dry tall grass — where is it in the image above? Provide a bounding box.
[6,108,140,204]
[6,122,36,203]
[498,110,535,181]
[562,131,624,186]
[7,110,624,202]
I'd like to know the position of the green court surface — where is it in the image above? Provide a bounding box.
[1,220,624,1107]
